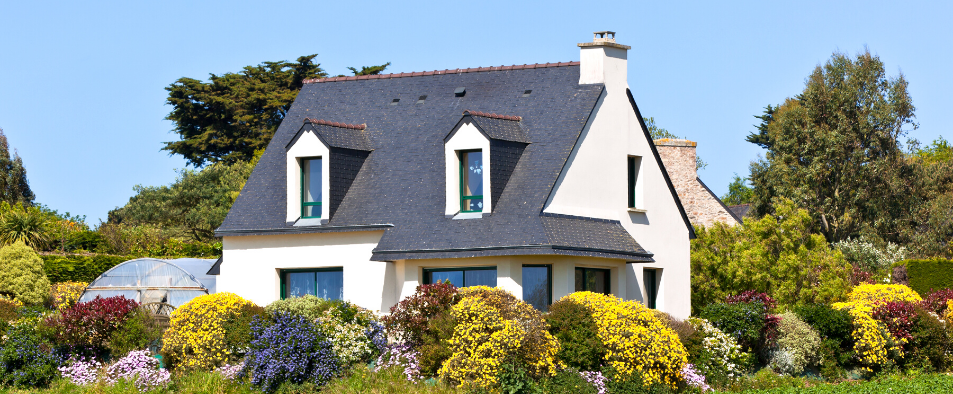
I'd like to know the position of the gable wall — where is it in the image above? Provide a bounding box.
[655,141,740,228]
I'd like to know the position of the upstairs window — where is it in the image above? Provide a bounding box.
[575,267,610,295]
[627,156,643,209]
[460,150,484,212]
[301,157,322,218]
[643,268,659,309]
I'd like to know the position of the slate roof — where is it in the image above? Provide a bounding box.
[729,204,753,221]
[462,111,530,143]
[218,63,659,262]
[287,120,373,152]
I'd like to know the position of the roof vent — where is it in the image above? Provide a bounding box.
[454,87,466,97]
[390,98,400,106]
[417,95,427,104]
[593,31,616,43]
[522,90,532,97]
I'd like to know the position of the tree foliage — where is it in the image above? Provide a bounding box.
[163,55,328,167]
[0,128,34,206]
[691,199,852,312]
[0,205,50,249]
[644,116,708,171]
[746,50,917,243]
[721,173,753,206]
[346,62,391,76]
[108,153,258,241]
[0,241,50,304]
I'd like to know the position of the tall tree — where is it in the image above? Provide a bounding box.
[0,128,34,206]
[747,50,917,242]
[163,55,328,167]
[347,62,391,76]
[720,173,753,206]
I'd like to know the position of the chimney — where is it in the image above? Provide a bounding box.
[578,31,631,86]
[654,139,698,187]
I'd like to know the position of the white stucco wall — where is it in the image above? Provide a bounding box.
[444,121,492,215]
[543,43,692,318]
[286,130,331,222]
[218,231,392,312]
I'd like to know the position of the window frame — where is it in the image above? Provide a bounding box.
[627,155,642,209]
[574,267,611,295]
[279,267,343,300]
[522,264,552,311]
[300,157,323,219]
[423,266,496,287]
[643,268,658,309]
[459,149,484,213]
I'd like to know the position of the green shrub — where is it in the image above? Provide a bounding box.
[907,307,950,371]
[769,312,821,376]
[107,308,164,357]
[724,368,807,391]
[545,298,606,371]
[418,309,455,377]
[41,254,128,283]
[0,297,21,335]
[700,302,767,353]
[0,242,51,304]
[538,370,599,394]
[792,304,854,376]
[898,259,953,295]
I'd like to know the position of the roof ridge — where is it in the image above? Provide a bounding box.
[304,118,366,130]
[464,110,522,121]
[304,61,580,84]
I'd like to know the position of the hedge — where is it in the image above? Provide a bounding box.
[41,254,130,283]
[893,259,953,295]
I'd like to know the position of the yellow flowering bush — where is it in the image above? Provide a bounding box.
[946,300,953,322]
[564,292,687,388]
[438,286,560,391]
[832,284,920,372]
[50,281,87,310]
[161,292,265,371]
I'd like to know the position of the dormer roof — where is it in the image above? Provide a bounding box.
[287,119,372,152]
[459,110,530,143]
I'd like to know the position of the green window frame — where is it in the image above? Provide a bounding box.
[279,267,343,300]
[423,266,497,288]
[459,150,484,213]
[627,156,641,208]
[300,157,322,218]
[575,267,611,295]
[643,268,658,309]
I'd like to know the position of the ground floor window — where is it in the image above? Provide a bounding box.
[575,267,610,295]
[644,268,659,309]
[423,267,496,288]
[280,268,343,300]
[522,265,551,311]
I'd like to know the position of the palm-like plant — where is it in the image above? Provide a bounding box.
[0,208,50,249]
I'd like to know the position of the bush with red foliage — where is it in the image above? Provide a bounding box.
[43,296,139,355]
[871,301,917,351]
[381,282,459,345]
[726,291,776,312]
[920,288,953,315]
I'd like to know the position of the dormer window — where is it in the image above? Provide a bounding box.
[460,150,484,212]
[301,157,323,218]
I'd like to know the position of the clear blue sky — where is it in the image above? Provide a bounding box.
[1,1,950,223]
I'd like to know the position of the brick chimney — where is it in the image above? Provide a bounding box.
[578,31,630,86]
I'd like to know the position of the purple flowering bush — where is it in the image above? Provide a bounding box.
[375,342,422,382]
[243,311,340,391]
[681,363,712,392]
[103,350,170,391]
[58,357,101,386]
[216,361,245,381]
[0,320,60,388]
[578,370,608,394]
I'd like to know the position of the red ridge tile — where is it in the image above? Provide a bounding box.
[304,118,367,130]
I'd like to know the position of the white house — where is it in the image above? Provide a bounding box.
[214,32,695,319]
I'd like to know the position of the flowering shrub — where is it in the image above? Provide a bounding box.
[546,298,607,371]
[768,312,821,375]
[103,350,170,391]
[682,363,712,392]
[0,296,21,335]
[58,356,101,386]
[266,296,384,366]
[382,282,459,345]
[726,291,776,311]
[947,300,953,322]
[50,281,87,310]
[830,284,921,372]
[563,291,687,388]
[243,311,339,391]
[162,292,264,371]
[0,320,60,388]
[43,295,138,356]
[438,286,561,391]
[834,238,907,273]
[216,361,244,381]
[578,370,608,394]
[686,317,747,383]
[920,288,953,314]
[375,342,422,382]
[700,301,768,354]
[871,301,917,352]
[839,283,922,306]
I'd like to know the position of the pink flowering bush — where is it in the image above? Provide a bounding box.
[58,350,170,392]
[682,363,712,392]
[578,370,607,394]
[58,357,101,386]
[375,342,422,382]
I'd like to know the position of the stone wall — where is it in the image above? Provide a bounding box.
[654,139,740,228]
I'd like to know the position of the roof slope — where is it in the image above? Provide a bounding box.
[219,65,652,261]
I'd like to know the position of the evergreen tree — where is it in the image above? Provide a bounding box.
[0,128,34,206]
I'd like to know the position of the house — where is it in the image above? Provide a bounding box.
[214,32,695,319]
[654,139,743,228]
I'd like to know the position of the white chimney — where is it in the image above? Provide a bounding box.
[578,31,630,86]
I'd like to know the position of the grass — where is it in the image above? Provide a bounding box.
[716,371,953,393]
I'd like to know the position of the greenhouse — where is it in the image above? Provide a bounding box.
[79,258,214,307]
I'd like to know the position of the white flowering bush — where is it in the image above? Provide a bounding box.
[320,312,377,366]
[687,317,747,383]
[768,312,821,376]
[835,238,907,272]
[59,350,170,392]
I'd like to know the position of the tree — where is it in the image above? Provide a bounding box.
[163,55,328,167]
[346,62,391,76]
[0,241,50,305]
[691,199,852,312]
[746,50,917,242]
[912,137,953,165]
[644,117,708,171]
[0,204,50,249]
[108,154,258,241]
[0,128,34,206]
[720,173,753,206]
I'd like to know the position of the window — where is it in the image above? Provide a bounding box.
[627,156,642,209]
[460,150,484,212]
[280,268,342,300]
[423,267,496,288]
[301,157,322,218]
[575,267,610,295]
[522,265,551,311]
[643,269,658,309]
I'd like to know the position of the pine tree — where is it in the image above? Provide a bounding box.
[0,128,34,205]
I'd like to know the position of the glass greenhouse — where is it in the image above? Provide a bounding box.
[79,258,212,307]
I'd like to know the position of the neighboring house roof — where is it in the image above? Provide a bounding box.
[218,63,683,261]
[697,177,744,225]
[728,203,753,221]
